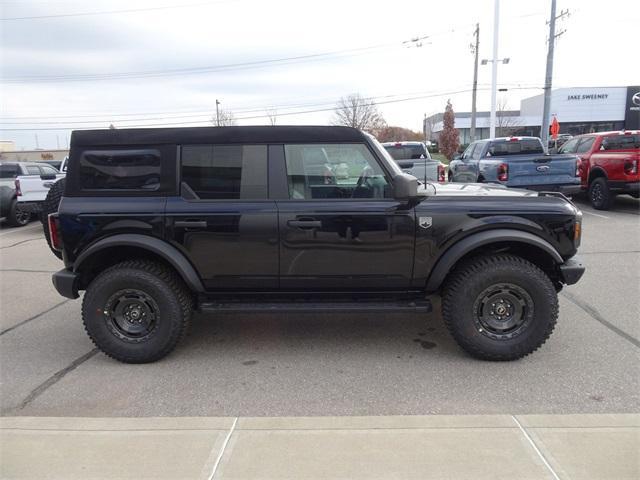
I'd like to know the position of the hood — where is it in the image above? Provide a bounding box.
[420,182,539,197]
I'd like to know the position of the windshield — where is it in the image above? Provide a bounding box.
[365,134,404,177]
[383,144,429,160]
[0,164,19,179]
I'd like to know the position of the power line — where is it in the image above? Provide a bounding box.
[0,86,542,131]
[0,0,238,21]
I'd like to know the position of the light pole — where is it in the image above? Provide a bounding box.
[481,56,510,138]
[215,99,221,127]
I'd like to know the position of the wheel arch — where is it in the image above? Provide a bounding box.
[425,229,563,292]
[588,166,607,183]
[73,234,204,293]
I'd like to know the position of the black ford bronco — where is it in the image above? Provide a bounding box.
[49,126,585,363]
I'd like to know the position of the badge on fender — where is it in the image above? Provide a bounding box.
[419,216,432,229]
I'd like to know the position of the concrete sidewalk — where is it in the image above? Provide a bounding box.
[1,414,638,479]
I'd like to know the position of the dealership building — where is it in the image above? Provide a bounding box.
[427,86,640,144]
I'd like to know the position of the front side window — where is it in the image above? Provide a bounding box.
[40,165,59,175]
[461,143,476,160]
[284,143,389,199]
[181,144,268,200]
[26,166,41,175]
[79,149,161,190]
[559,138,579,154]
[576,137,595,154]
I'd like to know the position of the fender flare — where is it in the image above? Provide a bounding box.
[74,234,205,293]
[588,166,608,182]
[425,228,563,292]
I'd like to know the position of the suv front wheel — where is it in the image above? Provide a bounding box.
[82,260,192,363]
[442,254,558,361]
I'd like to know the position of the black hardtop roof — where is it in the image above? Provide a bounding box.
[70,125,367,147]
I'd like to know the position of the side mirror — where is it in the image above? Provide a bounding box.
[453,154,462,161]
[393,173,418,200]
[40,174,57,180]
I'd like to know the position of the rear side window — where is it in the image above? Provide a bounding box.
[601,135,640,150]
[0,164,19,179]
[488,139,544,156]
[79,149,161,191]
[181,145,268,200]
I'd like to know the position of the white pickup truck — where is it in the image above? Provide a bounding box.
[15,157,66,216]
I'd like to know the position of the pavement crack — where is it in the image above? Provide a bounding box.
[18,349,99,410]
[0,238,42,249]
[562,291,640,348]
[0,300,70,336]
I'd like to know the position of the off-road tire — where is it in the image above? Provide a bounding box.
[82,260,192,363]
[588,177,613,210]
[6,198,30,227]
[41,178,66,259]
[442,254,558,361]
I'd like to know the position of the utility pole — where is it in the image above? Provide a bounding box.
[215,99,221,126]
[541,0,569,148]
[470,23,480,142]
[489,0,500,139]
[35,134,39,149]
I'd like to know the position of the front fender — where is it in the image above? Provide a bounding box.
[424,228,563,292]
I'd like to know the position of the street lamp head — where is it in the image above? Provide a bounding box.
[502,58,510,64]
[481,59,488,65]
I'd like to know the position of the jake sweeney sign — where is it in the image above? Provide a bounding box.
[567,93,609,101]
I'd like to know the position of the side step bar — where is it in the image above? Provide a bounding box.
[199,299,432,314]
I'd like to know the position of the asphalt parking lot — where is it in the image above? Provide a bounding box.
[1,196,638,418]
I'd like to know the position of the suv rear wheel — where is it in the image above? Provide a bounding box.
[82,260,192,363]
[442,254,558,361]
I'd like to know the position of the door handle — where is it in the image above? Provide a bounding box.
[288,219,322,229]
[175,220,207,228]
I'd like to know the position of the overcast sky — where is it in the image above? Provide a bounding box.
[1,0,637,149]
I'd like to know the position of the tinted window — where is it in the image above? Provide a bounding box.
[488,139,544,156]
[383,144,428,160]
[558,138,579,153]
[472,143,484,160]
[285,143,389,200]
[601,135,640,150]
[461,143,475,160]
[0,164,19,179]
[40,165,59,175]
[576,137,595,154]
[26,166,41,175]
[181,145,268,200]
[79,149,161,190]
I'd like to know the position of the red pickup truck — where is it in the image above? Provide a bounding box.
[558,131,640,209]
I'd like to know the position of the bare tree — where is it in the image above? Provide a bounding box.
[496,98,522,137]
[265,107,278,126]
[332,93,386,133]
[211,109,237,126]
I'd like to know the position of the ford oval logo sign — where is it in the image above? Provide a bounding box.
[536,165,550,173]
[633,91,640,107]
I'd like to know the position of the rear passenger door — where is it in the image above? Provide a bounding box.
[272,143,415,290]
[166,144,279,291]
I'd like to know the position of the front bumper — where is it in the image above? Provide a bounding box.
[52,268,79,299]
[608,180,640,195]
[559,256,585,285]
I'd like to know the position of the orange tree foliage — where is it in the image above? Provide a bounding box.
[375,126,424,143]
[439,100,460,160]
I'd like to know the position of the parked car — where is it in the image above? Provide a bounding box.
[49,126,584,363]
[448,136,581,195]
[558,130,639,209]
[0,161,56,226]
[548,134,573,151]
[15,157,66,215]
[382,141,446,183]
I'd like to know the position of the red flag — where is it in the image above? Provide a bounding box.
[550,116,560,139]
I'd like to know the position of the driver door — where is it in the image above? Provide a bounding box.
[276,143,416,290]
